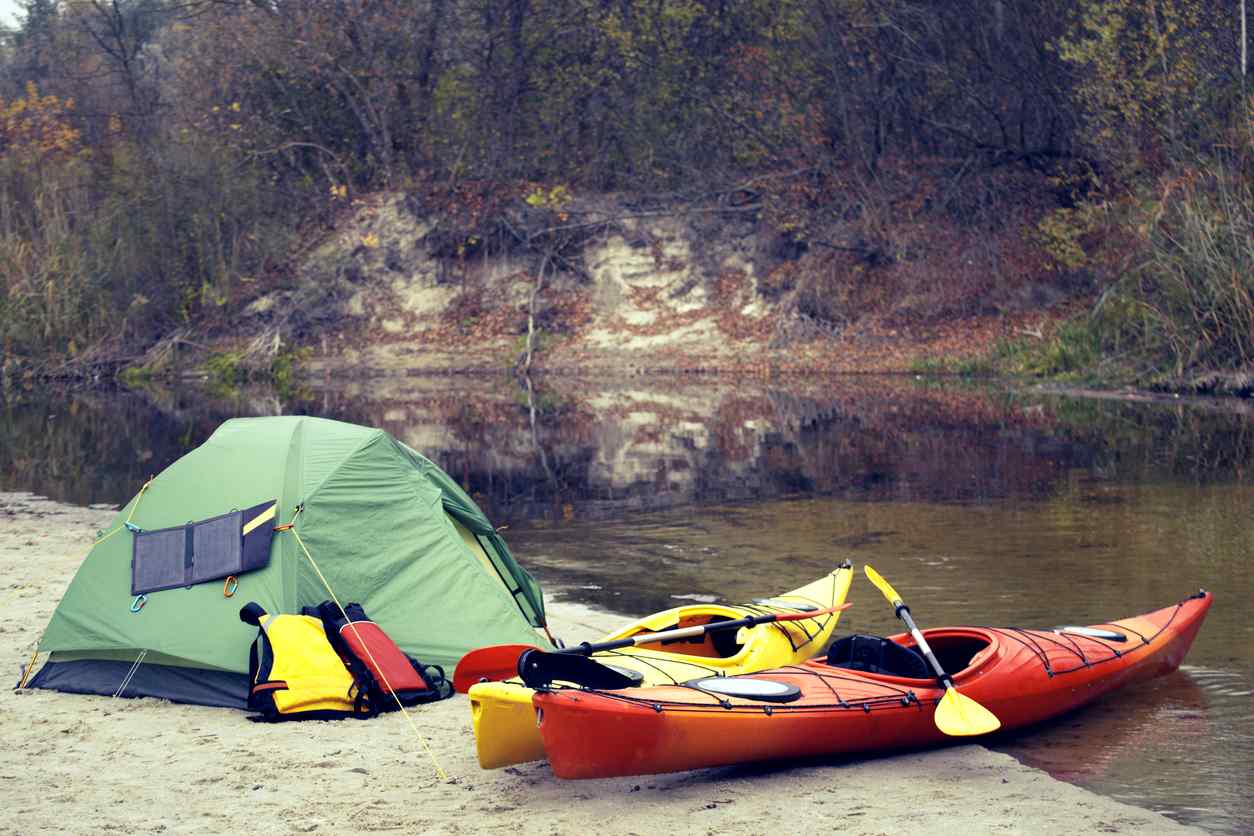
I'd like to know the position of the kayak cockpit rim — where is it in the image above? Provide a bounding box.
[621,608,753,659]
[826,628,999,685]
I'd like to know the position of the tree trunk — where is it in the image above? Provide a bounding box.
[1242,0,1248,79]
[520,254,550,376]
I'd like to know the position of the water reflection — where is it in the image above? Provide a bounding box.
[5,376,1254,519]
[1,374,1252,832]
[994,668,1240,832]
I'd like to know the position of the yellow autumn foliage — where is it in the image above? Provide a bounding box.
[0,83,84,164]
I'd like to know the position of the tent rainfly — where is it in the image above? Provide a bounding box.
[21,416,549,708]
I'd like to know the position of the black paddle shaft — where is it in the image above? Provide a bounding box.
[517,613,773,689]
[894,604,955,688]
[518,608,829,688]
[559,609,805,657]
[517,603,846,689]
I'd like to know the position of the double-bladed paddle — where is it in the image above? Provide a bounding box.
[863,565,1000,736]
[452,602,852,692]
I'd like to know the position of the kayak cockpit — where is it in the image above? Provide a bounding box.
[911,630,996,676]
[625,613,745,659]
[826,629,996,681]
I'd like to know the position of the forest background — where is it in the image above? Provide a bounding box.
[0,0,1251,392]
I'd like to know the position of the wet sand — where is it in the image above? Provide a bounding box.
[1,493,1203,835]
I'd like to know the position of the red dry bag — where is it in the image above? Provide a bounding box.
[308,601,453,713]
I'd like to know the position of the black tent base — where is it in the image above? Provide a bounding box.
[23,659,249,709]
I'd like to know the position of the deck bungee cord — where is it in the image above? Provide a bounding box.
[539,664,927,716]
[984,593,1198,677]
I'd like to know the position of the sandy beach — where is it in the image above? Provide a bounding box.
[1,492,1203,835]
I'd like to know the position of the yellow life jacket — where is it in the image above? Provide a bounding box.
[242,603,365,720]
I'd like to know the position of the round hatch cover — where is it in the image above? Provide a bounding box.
[691,677,801,703]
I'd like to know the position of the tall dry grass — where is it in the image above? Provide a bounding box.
[1098,152,1254,379]
[1,86,298,369]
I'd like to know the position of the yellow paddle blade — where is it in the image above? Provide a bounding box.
[863,565,903,607]
[935,686,1002,736]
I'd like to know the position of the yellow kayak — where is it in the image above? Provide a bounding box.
[468,563,854,769]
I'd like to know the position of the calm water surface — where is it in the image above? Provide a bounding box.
[2,375,1251,832]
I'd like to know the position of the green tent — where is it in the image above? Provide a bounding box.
[24,416,549,708]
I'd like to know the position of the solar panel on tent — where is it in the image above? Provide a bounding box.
[131,527,187,593]
[131,500,277,595]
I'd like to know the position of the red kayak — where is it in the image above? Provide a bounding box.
[534,590,1212,779]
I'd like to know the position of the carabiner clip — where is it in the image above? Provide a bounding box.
[223,576,238,598]
[130,594,148,613]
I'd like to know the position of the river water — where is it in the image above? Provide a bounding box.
[2,375,1251,832]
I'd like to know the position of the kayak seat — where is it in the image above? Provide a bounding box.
[706,616,743,658]
[825,634,930,679]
